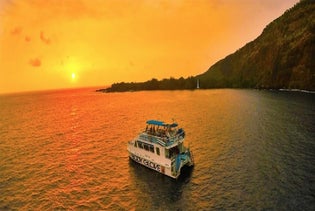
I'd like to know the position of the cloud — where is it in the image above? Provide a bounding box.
[29,58,41,67]
[11,26,22,35]
[40,31,50,44]
[25,35,31,42]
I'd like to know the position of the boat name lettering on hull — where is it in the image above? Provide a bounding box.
[131,154,161,172]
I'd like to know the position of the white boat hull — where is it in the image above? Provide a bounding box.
[128,147,193,179]
[129,153,169,175]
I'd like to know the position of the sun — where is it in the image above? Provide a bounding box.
[71,72,76,80]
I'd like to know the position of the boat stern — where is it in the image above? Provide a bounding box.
[172,148,194,178]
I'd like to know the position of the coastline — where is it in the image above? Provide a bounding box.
[96,87,315,94]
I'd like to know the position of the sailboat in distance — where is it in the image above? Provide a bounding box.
[196,79,200,89]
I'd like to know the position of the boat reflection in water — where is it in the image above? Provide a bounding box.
[127,120,194,179]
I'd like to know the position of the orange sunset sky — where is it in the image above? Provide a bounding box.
[0,0,299,94]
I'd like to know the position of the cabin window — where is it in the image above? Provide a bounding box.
[165,149,169,158]
[137,141,155,153]
[144,144,149,151]
[156,147,160,155]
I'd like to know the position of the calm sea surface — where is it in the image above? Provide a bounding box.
[0,88,314,210]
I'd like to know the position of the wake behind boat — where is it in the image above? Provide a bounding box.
[127,120,194,179]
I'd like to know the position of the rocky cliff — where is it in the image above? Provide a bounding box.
[198,0,315,90]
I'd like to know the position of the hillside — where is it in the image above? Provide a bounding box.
[198,0,315,90]
[100,0,315,92]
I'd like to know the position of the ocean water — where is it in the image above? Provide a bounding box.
[0,88,314,210]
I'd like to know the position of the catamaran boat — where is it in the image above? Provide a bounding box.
[127,120,194,179]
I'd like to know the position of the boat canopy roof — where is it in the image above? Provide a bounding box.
[146,120,178,128]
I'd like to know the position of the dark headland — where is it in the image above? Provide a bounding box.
[97,0,315,93]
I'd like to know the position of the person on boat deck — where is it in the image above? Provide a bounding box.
[159,128,165,137]
[149,126,153,134]
[166,128,171,137]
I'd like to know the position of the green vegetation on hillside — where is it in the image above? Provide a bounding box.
[97,77,197,92]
